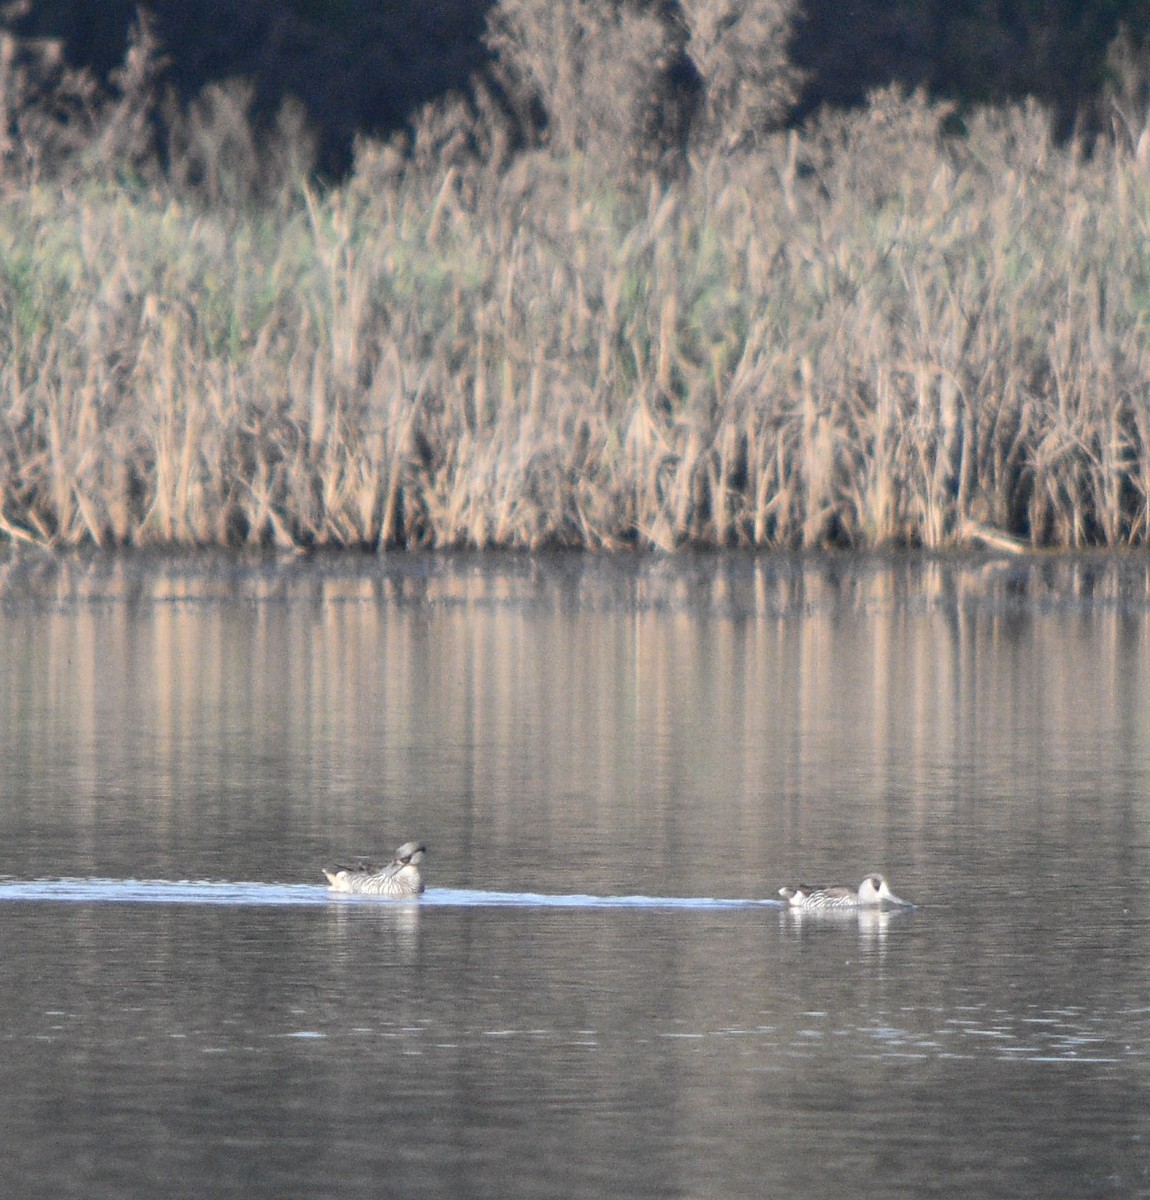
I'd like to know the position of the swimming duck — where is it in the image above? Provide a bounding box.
[323,841,427,897]
[778,874,911,910]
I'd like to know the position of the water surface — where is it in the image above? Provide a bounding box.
[3,551,1150,1198]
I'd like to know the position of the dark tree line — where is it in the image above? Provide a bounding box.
[8,0,1150,172]
[789,0,1150,134]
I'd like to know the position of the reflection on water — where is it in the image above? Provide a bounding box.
[4,550,1150,898]
[2,551,1150,1198]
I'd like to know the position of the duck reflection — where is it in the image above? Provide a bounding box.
[325,895,422,964]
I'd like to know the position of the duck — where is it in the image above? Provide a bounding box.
[323,840,427,897]
[778,874,911,910]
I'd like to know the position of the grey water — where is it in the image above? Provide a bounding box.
[3,550,1150,1198]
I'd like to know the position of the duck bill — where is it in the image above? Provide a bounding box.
[882,889,913,908]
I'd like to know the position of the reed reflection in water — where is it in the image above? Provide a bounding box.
[2,551,1148,898]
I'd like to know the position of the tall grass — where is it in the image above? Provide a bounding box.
[3,13,1150,549]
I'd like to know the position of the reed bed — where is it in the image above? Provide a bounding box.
[3,82,1150,549]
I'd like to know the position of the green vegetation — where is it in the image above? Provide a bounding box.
[3,7,1150,549]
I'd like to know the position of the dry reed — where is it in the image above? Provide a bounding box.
[2,10,1150,550]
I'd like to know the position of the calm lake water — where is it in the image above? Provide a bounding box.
[3,550,1150,1198]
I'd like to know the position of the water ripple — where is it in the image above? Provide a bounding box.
[0,878,782,909]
